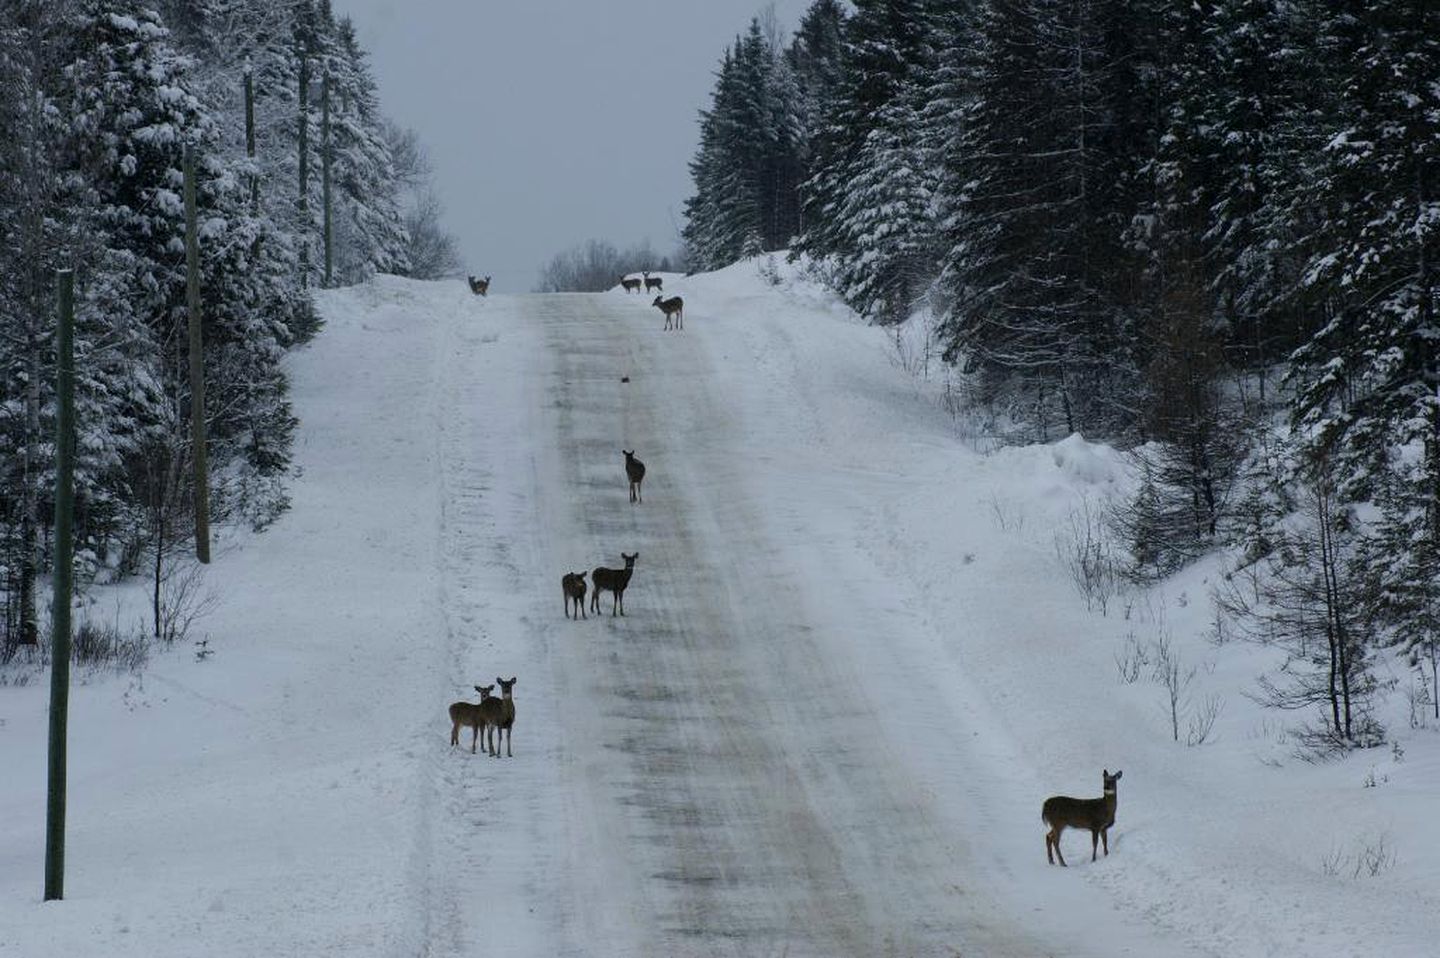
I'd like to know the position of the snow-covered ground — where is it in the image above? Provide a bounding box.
[2,259,1437,956]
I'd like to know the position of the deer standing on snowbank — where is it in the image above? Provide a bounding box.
[653,295,683,331]
[448,684,495,754]
[591,552,638,617]
[620,276,642,293]
[1042,769,1123,866]
[475,676,517,757]
[467,275,490,296]
[562,571,587,619]
[643,271,663,293]
[623,450,646,503]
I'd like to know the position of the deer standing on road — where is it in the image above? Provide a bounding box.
[467,275,490,296]
[652,295,683,331]
[620,276,642,293]
[591,552,638,617]
[1042,769,1123,866]
[643,271,663,293]
[623,450,646,503]
[475,676,517,758]
[448,684,495,754]
[562,571,588,619]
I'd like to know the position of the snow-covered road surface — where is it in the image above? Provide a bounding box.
[4,267,1437,958]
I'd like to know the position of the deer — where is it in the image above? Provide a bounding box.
[467,275,490,296]
[623,449,646,504]
[652,294,683,331]
[590,552,638,617]
[1042,769,1123,866]
[620,275,642,294]
[448,684,495,754]
[475,676,517,757]
[562,571,588,619]
[643,271,663,293]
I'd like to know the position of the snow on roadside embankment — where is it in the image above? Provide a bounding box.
[667,256,1440,957]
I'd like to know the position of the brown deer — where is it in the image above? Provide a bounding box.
[467,275,490,296]
[448,684,495,754]
[1042,769,1123,866]
[562,571,587,619]
[652,294,683,331]
[591,552,638,617]
[620,275,642,294]
[475,676,517,757]
[623,449,645,503]
[643,271,663,293]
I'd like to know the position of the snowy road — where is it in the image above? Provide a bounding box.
[418,288,1175,957]
[13,272,1430,958]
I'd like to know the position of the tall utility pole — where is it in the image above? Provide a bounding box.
[321,70,332,288]
[45,268,75,902]
[298,55,310,287]
[183,144,211,564]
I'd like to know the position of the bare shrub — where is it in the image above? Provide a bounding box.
[1321,834,1397,879]
[1114,632,1149,684]
[988,493,1026,534]
[72,620,149,672]
[1054,498,1121,615]
[1152,631,1196,743]
[156,559,219,646]
[1186,693,1224,746]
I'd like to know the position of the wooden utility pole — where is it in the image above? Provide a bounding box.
[298,56,310,287]
[321,70,332,287]
[184,144,211,564]
[244,66,258,214]
[45,268,75,902]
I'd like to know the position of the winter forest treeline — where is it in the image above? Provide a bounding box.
[684,0,1440,748]
[1,0,457,651]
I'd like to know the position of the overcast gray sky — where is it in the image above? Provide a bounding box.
[331,0,816,292]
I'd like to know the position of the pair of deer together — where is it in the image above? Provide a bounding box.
[620,271,664,294]
[448,677,517,757]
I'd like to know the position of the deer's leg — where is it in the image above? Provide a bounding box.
[451,720,459,747]
[1100,827,1109,857]
[1091,830,1100,861]
[505,726,512,758]
[1049,827,1067,866]
[471,725,479,754]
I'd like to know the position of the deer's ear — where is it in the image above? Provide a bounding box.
[509,676,517,684]
[1114,770,1122,779]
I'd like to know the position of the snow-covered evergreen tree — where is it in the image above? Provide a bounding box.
[683,20,810,271]
[796,0,937,323]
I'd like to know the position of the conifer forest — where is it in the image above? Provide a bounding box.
[0,0,452,652]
